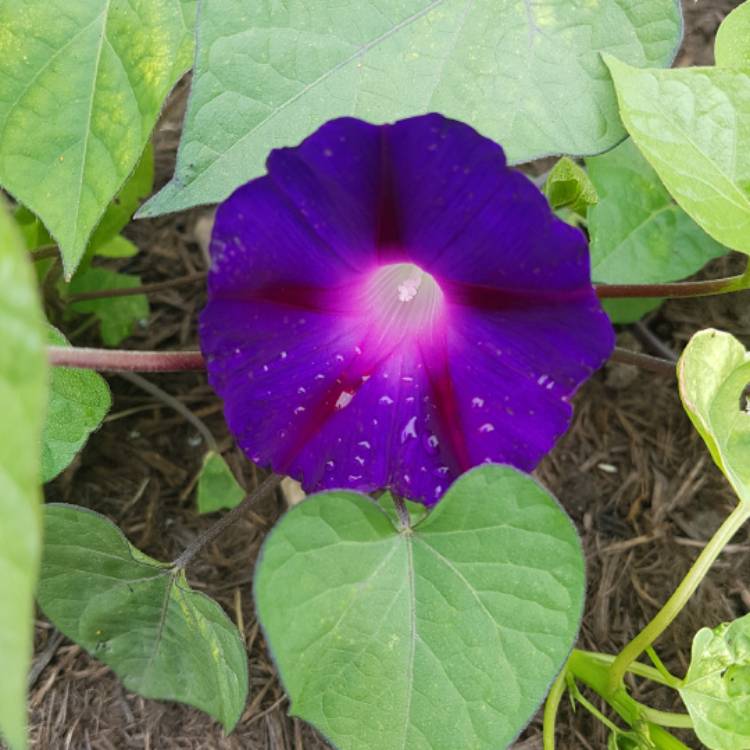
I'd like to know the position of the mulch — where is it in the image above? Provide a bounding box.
[24,2,748,748]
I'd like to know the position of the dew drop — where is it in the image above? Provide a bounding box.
[335,390,354,410]
[479,423,495,433]
[427,435,439,449]
[280,351,288,359]
[297,386,306,394]
[358,440,371,449]
[379,395,394,406]
[401,416,418,443]
[471,396,485,408]
[326,460,335,469]
[294,406,305,415]
[354,456,365,466]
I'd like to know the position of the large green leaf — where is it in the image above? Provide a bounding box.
[587,139,728,285]
[679,613,750,750]
[605,56,750,254]
[66,267,149,346]
[715,1,750,69]
[678,329,750,506]
[0,200,47,750]
[42,327,111,482]
[255,464,584,750]
[38,504,248,731]
[0,1,194,277]
[139,0,682,217]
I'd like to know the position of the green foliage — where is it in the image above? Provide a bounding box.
[586,138,728,323]
[38,504,248,731]
[0,200,48,750]
[544,157,598,217]
[587,139,728,284]
[93,235,139,259]
[42,327,111,482]
[715,1,750,69]
[679,613,750,749]
[14,143,151,265]
[139,0,682,216]
[255,464,584,750]
[605,55,750,254]
[678,329,750,506]
[66,267,149,346]
[0,1,193,277]
[197,452,245,514]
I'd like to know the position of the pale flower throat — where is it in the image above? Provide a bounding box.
[364,262,445,342]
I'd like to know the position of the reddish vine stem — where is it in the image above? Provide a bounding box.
[595,274,745,299]
[49,344,676,377]
[66,271,207,302]
[47,346,205,372]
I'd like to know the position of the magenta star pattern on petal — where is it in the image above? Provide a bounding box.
[200,114,615,505]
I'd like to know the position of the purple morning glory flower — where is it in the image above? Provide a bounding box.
[200,114,614,505]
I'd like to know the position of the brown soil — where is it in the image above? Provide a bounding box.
[25,2,749,748]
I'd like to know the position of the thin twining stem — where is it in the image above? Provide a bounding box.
[119,371,218,453]
[47,346,205,372]
[172,474,282,570]
[49,345,676,377]
[609,347,675,377]
[66,271,207,302]
[608,502,750,692]
[595,272,748,299]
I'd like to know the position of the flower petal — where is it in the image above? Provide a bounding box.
[201,113,615,504]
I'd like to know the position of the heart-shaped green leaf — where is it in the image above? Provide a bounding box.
[678,329,750,506]
[255,464,584,750]
[38,504,248,731]
[715,1,750,69]
[679,613,750,750]
[0,1,194,276]
[139,0,682,217]
[0,200,47,750]
[42,326,111,482]
[605,56,750,254]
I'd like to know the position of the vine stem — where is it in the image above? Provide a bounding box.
[48,345,675,378]
[48,345,205,372]
[608,502,750,692]
[66,271,207,302]
[118,371,218,453]
[567,651,692,750]
[595,272,748,299]
[610,347,675,376]
[542,667,568,750]
[172,473,282,570]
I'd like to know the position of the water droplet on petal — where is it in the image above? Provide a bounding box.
[335,390,354,410]
[379,395,394,405]
[471,397,485,408]
[401,416,418,443]
[479,423,495,433]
